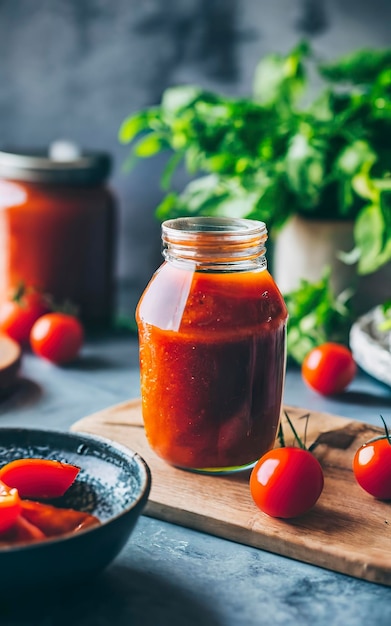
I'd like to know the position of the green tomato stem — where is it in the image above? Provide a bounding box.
[277,422,285,448]
[380,415,391,445]
[284,410,307,450]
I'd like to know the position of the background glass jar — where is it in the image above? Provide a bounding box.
[136,217,288,473]
[0,145,117,327]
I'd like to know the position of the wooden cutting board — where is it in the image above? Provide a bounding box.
[71,399,391,586]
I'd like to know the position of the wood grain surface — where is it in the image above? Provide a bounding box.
[71,399,391,586]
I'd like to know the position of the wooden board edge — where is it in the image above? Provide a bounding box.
[144,501,391,587]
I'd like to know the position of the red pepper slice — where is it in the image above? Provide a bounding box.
[0,514,46,546]
[0,458,80,498]
[0,479,22,533]
[21,500,100,536]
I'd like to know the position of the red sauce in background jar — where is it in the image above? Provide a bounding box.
[136,217,288,473]
[0,146,116,326]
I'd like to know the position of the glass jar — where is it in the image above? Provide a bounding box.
[136,216,288,473]
[0,145,117,327]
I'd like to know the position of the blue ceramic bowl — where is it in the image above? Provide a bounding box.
[0,428,151,594]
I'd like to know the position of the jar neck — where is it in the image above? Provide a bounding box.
[161,217,268,272]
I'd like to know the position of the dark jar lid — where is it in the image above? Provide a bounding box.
[0,142,112,185]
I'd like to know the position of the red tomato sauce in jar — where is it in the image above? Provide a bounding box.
[136,217,288,473]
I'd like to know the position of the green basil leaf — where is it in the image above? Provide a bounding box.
[209,192,260,219]
[170,175,229,217]
[285,133,325,206]
[337,246,361,266]
[155,192,179,221]
[320,48,391,84]
[133,133,166,158]
[349,194,391,275]
[118,108,161,144]
[161,86,203,116]
[355,204,386,274]
[336,141,377,176]
[253,42,309,107]
[352,172,379,202]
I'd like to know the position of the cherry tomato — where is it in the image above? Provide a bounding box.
[0,290,48,345]
[30,313,84,364]
[0,479,22,533]
[302,342,356,396]
[353,436,391,500]
[250,447,324,518]
[0,458,80,499]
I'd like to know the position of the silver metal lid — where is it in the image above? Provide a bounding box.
[0,143,112,184]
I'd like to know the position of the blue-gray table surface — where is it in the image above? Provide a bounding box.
[1,330,391,626]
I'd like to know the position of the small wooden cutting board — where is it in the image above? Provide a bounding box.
[71,399,391,586]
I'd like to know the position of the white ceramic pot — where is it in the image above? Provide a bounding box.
[272,214,391,314]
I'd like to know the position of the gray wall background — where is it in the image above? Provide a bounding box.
[0,0,390,296]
